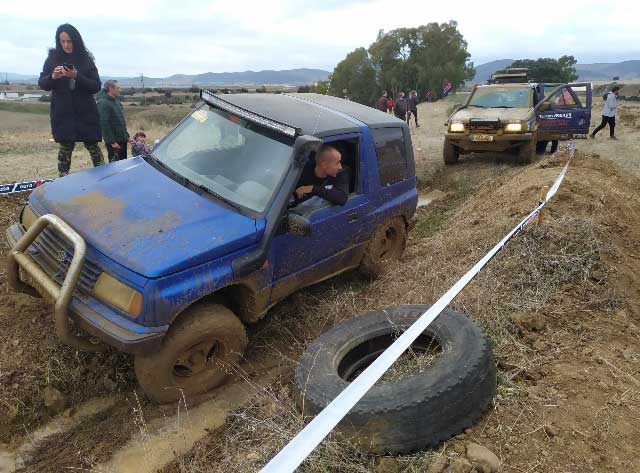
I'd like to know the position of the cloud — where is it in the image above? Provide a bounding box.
[1,0,639,76]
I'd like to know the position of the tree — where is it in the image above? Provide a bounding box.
[297,85,311,93]
[328,47,378,106]
[510,55,578,83]
[368,22,474,99]
[311,80,330,94]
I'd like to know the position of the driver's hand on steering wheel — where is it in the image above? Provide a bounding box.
[295,185,313,199]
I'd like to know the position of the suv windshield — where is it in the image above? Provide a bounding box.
[151,104,294,213]
[468,86,533,108]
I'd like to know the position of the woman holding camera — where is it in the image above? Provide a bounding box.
[38,24,104,177]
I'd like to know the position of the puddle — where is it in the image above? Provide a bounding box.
[96,367,282,473]
[418,189,447,207]
[0,397,116,473]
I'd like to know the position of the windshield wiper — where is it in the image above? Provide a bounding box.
[144,153,242,212]
[184,179,242,212]
[492,106,515,108]
[468,104,488,108]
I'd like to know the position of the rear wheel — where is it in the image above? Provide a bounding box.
[359,217,407,278]
[443,138,459,165]
[135,303,248,403]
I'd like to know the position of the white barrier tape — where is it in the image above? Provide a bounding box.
[0,179,53,195]
[261,142,576,473]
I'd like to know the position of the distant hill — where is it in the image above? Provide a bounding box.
[575,61,640,80]
[471,59,514,83]
[5,68,331,87]
[472,59,640,83]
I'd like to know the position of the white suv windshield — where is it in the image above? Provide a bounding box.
[151,104,294,213]
[468,87,533,108]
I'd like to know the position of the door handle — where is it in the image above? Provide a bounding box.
[347,212,358,223]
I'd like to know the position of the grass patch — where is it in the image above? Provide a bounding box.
[0,102,49,115]
[413,175,474,238]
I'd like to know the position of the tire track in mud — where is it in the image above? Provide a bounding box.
[94,365,284,473]
[0,397,117,472]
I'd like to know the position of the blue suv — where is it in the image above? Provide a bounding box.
[7,92,417,402]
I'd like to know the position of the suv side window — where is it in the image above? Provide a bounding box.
[372,127,408,186]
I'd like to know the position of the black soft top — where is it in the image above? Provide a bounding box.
[214,93,405,137]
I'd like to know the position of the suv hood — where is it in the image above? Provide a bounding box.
[28,157,259,278]
[451,107,532,122]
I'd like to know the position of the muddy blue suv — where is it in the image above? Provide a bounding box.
[7,92,417,402]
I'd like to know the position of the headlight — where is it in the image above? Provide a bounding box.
[21,205,38,230]
[93,273,143,317]
[449,122,465,132]
[505,123,523,133]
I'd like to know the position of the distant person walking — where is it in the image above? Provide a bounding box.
[407,90,419,128]
[377,91,390,113]
[38,24,104,177]
[97,80,129,161]
[393,91,407,121]
[591,86,620,140]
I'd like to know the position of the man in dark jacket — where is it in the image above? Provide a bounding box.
[407,90,419,127]
[97,80,129,162]
[38,23,105,177]
[377,91,389,113]
[393,92,408,121]
[295,145,350,206]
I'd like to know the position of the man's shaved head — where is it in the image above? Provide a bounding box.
[315,145,342,178]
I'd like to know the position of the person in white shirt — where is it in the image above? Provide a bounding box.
[590,86,620,140]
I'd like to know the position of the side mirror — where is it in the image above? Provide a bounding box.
[287,212,311,237]
[539,102,551,112]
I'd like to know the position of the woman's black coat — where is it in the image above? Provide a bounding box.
[38,52,102,143]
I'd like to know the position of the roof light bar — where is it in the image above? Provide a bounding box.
[201,90,299,138]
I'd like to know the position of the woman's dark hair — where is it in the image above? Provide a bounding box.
[612,86,621,93]
[49,23,93,62]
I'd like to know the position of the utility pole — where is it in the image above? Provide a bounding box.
[139,73,145,105]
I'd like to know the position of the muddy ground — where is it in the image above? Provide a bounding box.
[1,99,640,472]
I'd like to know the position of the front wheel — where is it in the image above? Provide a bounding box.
[359,217,407,278]
[443,138,459,165]
[135,303,248,403]
[517,138,536,165]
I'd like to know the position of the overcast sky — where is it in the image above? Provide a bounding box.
[1,0,637,77]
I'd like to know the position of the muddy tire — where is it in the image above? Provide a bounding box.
[359,217,406,278]
[135,303,248,404]
[443,138,459,165]
[517,138,536,164]
[294,305,496,454]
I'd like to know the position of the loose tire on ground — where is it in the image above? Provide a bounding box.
[358,217,406,278]
[294,305,496,454]
[135,303,248,403]
[443,138,460,165]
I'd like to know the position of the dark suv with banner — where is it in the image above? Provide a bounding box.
[444,82,592,164]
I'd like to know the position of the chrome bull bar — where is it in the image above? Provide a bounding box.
[7,214,104,352]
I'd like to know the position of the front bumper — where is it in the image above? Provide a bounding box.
[6,222,165,354]
[446,132,533,152]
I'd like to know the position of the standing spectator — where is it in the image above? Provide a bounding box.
[377,91,389,113]
[407,90,419,128]
[97,80,129,161]
[38,24,104,177]
[393,91,407,121]
[591,86,620,140]
[387,96,394,114]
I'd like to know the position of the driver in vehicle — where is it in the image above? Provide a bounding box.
[294,144,350,206]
